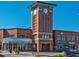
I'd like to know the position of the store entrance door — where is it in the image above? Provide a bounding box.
[42,44,50,52]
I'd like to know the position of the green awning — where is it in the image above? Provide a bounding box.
[3,38,32,43]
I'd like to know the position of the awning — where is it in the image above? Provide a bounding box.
[3,38,32,43]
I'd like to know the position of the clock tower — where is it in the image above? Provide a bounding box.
[30,1,56,52]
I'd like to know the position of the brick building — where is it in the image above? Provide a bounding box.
[0,1,78,52]
[0,28,32,51]
[53,30,79,51]
[30,1,56,52]
[0,28,32,38]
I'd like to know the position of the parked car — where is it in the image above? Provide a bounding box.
[64,48,79,57]
[55,48,64,52]
[55,47,79,57]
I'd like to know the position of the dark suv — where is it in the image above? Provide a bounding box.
[55,47,79,57]
[66,49,79,57]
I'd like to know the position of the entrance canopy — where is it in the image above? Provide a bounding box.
[3,38,32,44]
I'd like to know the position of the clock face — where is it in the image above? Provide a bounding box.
[43,8,48,14]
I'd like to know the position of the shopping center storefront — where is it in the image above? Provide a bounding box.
[2,38,32,51]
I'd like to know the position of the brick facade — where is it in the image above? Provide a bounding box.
[53,30,79,51]
[0,28,32,50]
[30,1,56,52]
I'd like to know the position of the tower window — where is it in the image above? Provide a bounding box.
[41,34,50,39]
[33,9,37,15]
[46,34,49,39]
[42,34,45,39]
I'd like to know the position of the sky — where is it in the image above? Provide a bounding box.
[0,1,79,32]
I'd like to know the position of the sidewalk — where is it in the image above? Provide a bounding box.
[2,51,33,57]
[1,51,65,57]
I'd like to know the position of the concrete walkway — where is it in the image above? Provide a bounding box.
[2,51,33,57]
[1,51,65,57]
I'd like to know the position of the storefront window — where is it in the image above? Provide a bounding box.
[57,44,63,49]
[3,38,32,51]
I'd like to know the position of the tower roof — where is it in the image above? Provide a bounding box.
[29,1,57,9]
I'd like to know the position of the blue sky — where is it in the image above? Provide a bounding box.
[53,1,79,31]
[0,1,79,32]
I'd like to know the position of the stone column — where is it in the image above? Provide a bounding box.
[39,44,42,52]
[50,40,53,51]
[37,43,40,52]
[37,40,40,52]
